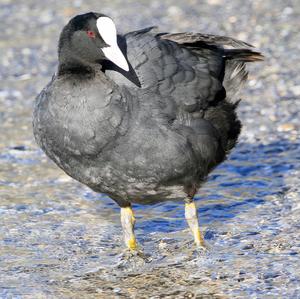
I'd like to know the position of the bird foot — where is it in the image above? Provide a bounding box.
[117,248,152,269]
[195,242,209,252]
[180,237,210,254]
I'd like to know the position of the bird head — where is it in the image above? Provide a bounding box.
[58,12,129,72]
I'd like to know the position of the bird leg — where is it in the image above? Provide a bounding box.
[184,198,205,247]
[120,205,138,251]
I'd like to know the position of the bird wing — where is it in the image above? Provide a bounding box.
[159,31,263,102]
[159,32,254,49]
[120,28,263,116]
[123,28,226,112]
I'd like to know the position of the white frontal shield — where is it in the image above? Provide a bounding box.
[96,17,129,71]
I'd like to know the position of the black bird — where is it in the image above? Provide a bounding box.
[33,12,263,251]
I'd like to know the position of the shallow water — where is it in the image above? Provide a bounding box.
[1,0,300,298]
[1,135,300,298]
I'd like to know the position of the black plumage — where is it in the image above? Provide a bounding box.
[33,12,263,249]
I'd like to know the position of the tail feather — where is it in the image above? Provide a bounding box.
[224,48,264,62]
[224,61,248,102]
[223,49,263,102]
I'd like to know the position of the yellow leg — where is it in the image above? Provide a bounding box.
[185,200,205,247]
[120,206,138,251]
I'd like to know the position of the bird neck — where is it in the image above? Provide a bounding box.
[57,50,96,76]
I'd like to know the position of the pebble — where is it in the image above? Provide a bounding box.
[277,123,295,132]
[290,85,300,96]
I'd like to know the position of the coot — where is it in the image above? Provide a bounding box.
[33,12,263,250]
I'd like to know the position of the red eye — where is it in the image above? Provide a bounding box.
[87,31,96,38]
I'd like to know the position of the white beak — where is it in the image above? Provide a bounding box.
[96,17,129,72]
